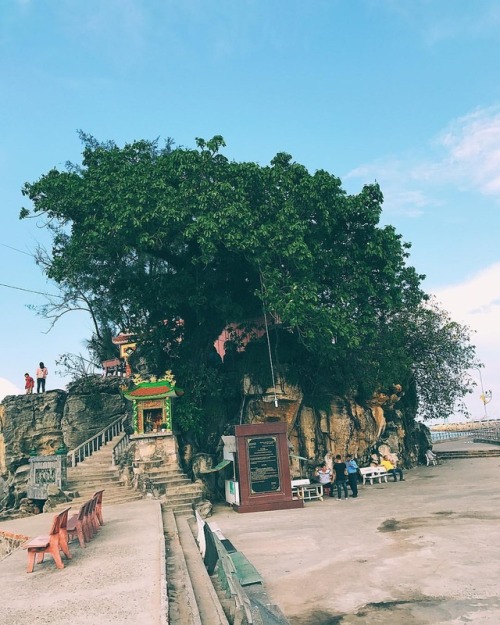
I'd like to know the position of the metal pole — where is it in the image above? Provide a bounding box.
[476,367,488,420]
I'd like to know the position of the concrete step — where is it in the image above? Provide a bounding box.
[70,461,115,471]
[153,485,204,500]
[150,478,192,487]
[164,484,204,495]
[170,510,229,625]
[162,508,203,625]
[136,461,181,469]
[70,459,115,467]
[166,503,196,515]
[66,475,122,486]
[163,494,204,508]
[54,490,143,511]
[145,469,187,479]
[64,479,127,491]
[64,485,131,498]
[149,476,192,487]
[436,450,500,459]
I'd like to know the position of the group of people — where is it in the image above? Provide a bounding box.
[313,448,406,500]
[314,454,359,500]
[24,362,48,394]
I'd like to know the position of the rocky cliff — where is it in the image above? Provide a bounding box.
[238,380,431,471]
[0,374,431,515]
[189,380,431,502]
[0,377,131,515]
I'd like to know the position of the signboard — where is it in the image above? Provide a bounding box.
[234,422,303,513]
[27,455,66,500]
[248,436,280,493]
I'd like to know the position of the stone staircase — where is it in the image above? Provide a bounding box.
[58,444,142,509]
[436,448,500,460]
[138,462,205,515]
[163,508,230,624]
[161,508,291,625]
[61,440,205,515]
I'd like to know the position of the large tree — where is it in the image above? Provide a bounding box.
[21,134,477,439]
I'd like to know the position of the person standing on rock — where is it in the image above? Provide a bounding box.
[36,362,48,393]
[24,373,34,394]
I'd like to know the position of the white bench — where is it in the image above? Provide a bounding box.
[359,467,390,485]
[291,479,324,501]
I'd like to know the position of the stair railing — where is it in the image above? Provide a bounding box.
[111,430,131,466]
[67,414,129,467]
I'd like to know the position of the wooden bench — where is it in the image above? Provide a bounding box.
[93,489,105,526]
[67,490,104,549]
[359,467,390,485]
[67,498,97,548]
[23,507,72,573]
[67,501,90,548]
[194,513,254,623]
[291,478,324,501]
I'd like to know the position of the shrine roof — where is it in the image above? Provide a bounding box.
[123,382,184,400]
[127,385,172,397]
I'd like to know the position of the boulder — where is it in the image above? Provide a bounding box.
[194,499,213,519]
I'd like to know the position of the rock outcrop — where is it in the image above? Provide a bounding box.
[0,377,131,516]
[242,379,429,471]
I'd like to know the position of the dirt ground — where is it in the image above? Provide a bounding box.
[211,442,500,625]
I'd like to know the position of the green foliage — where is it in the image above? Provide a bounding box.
[20,134,477,441]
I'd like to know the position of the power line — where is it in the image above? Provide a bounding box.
[0,242,35,257]
[0,282,61,298]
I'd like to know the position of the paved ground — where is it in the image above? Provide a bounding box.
[0,498,166,625]
[211,441,500,625]
[1,440,499,625]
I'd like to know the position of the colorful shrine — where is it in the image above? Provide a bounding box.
[123,377,184,436]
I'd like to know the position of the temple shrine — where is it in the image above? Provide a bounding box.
[123,379,184,436]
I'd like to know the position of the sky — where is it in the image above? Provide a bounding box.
[1,0,500,421]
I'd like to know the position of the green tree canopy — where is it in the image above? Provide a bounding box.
[21,134,477,434]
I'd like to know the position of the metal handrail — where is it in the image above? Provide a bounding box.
[473,428,500,442]
[431,427,500,443]
[67,414,128,467]
[111,430,130,466]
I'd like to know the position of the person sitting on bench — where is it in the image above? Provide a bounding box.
[381,455,404,482]
[313,462,333,494]
[425,448,438,466]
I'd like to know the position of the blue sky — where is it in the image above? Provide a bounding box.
[1,0,500,420]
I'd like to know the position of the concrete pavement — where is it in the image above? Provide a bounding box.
[210,441,500,625]
[1,440,499,625]
[0,498,167,625]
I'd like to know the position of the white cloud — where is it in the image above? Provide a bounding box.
[432,108,500,196]
[433,263,500,419]
[433,261,500,348]
[0,377,22,402]
[345,106,500,217]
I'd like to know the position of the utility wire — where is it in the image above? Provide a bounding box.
[0,243,61,297]
[0,242,35,257]
[0,282,62,298]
